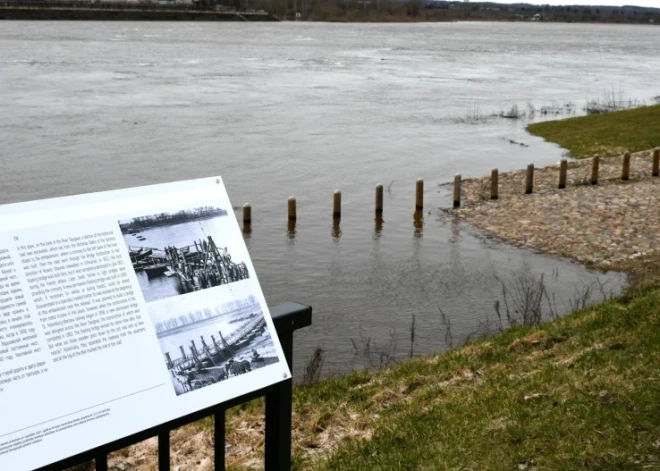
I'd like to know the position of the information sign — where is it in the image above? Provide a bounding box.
[0,178,289,471]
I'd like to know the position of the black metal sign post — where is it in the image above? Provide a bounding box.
[33,302,312,471]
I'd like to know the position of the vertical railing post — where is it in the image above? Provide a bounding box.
[214,409,226,471]
[95,453,108,471]
[265,326,293,471]
[265,303,312,471]
[158,432,170,471]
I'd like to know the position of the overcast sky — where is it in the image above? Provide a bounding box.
[493,0,660,6]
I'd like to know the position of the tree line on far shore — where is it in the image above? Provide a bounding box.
[216,0,660,23]
[154,295,259,334]
[119,207,227,234]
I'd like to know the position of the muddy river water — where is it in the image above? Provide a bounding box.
[2,21,658,375]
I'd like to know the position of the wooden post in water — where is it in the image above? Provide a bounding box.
[558,159,568,189]
[375,213,383,234]
[331,219,341,239]
[375,183,383,214]
[415,179,424,210]
[413,210,423,236]
[333,190,341,218]
[165,353,173,369]
[288,197,297,221]
[453,174,461,208]
[653,148,659,177]
[490,169,498,200]
[243,203,251,226]
[622,152,631,181]
[591,155,600,185]
[525,163,534,194]
[179,346,187,361]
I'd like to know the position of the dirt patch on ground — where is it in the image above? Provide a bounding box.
[448,149,660,269]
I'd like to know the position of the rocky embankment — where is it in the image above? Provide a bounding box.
[449,149,660,268]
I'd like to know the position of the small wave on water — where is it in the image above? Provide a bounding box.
[0,59,37,66]
[112,71,140,80]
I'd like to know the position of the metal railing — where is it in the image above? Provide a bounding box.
[35,301,312,471]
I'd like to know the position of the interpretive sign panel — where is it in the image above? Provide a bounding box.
[0,178,290,471]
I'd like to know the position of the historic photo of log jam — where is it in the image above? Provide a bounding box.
[150,294,279,396]
[118,207,250,303]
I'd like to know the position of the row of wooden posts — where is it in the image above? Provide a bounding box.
[240,149,660,228]
[241,182,390,229]
[452,148,660,208]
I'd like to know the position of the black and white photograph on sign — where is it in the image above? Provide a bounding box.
[118,206,250,303]
[149,292,279,396]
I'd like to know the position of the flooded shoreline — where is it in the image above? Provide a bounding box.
[2,21,656,377]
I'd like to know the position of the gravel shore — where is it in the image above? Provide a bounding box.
[448,149,660,267]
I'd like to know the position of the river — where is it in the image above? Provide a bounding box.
[2,21,658,376]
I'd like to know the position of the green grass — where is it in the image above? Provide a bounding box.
[527,104,660,158]
[70,283,660,471]
[283,286,660,471]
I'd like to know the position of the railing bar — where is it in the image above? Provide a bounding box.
[158,431,170,471]
[29,303,311,471]
[214,409,226,471]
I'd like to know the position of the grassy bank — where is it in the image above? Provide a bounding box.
[71,269,660,470]
[527,104,660,158]
[197,285,660,470]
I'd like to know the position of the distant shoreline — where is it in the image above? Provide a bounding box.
[1,11,657,24]
[0,12,660,26]
[2,0,659,23]
[295,17,658,24]
[0,6,278,20]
